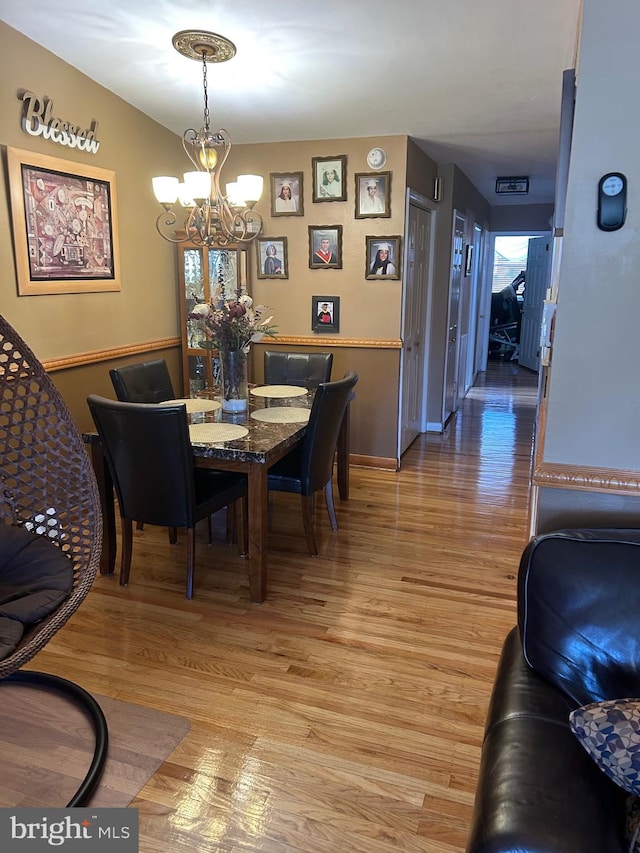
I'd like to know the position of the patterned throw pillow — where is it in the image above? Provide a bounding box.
[570,699,640,853]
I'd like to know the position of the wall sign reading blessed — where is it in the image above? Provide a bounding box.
[18,91,101,154]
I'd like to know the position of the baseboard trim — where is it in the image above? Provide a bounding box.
[426,421,444,433]
[350,454,398,471]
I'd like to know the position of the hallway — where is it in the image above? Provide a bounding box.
[30,359,540,853]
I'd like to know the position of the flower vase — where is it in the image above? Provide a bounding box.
[219,348,248,413]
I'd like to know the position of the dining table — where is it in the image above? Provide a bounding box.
[84,383,352,604]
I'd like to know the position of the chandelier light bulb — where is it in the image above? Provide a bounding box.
[225,182,245,208]
[152,176,179,206]
[237,174,263,205]
[183,170,211,202]
[177,183,196,208]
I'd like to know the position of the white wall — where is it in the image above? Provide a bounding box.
[543,0,640,470]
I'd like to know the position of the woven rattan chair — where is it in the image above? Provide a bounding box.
[0,313,107,805]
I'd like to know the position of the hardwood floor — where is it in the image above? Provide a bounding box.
[30,359,538,852]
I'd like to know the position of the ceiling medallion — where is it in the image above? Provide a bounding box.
[171,30,236,63]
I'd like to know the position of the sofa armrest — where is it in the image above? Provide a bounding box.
[466,627,626,853]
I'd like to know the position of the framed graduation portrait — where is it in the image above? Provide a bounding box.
[312,296,340,333]
[355,171,391,219]
[312,155,347,203]
[256,237,288,279]
[270,172,303,217]
[309,225,343,269]
[366,236,401,280]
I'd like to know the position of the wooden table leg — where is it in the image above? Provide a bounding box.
[337,401,351,501]
[88,440,116,575]
[247,462,268,604]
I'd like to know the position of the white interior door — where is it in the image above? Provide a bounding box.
[443,212,465,423]
[399,202,431,456]
[519,236,551,371]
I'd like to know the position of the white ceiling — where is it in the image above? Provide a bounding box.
[0,0,581,208]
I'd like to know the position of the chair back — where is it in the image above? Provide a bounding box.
[264,351,333,389]
[109,359,175,403]
[0,314,102,677]
[87,395,197,529]
[299,370,358,494]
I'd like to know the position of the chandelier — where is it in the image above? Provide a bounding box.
[152,30,264,248]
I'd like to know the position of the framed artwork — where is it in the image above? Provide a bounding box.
[355,171,391,218]
[256,237,288,279]
[312,155,347,202]
[312,296,340,334]
[308,225,343,269]
[464,243,474,277]
[6,146,121,295]
[366,236,401,280]
[270,172,303,217]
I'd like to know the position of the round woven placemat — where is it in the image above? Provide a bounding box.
[188,423,248,443]
[160,398,221,414]
[250,385,307,399]
[250,407,310,424]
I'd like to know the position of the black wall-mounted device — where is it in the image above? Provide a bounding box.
[597,172,627,231]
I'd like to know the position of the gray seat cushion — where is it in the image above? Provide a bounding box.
[0,524,74,661]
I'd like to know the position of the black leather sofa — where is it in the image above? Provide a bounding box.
[466,528,640,853]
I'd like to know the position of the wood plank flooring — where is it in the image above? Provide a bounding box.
[27,359,538,852]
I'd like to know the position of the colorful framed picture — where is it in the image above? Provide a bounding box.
[312,155,347,202]
[355,171,391,218]
[270,172,303,217]
[365,236,401,280]
[7,146,121,295]
[308,225,343,269]
[312,296,340,334]
[256,237,288,279]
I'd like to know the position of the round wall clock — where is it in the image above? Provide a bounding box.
[367,147,387,170]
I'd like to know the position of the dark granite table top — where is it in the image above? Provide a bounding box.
[189,387,311,465]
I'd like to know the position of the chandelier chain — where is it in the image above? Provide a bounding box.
[201,53,210,132]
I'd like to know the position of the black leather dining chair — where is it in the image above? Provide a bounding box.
[87,395,247,599]
[109,358,175,403]
[263,351,333,389]
[267,370,358,555]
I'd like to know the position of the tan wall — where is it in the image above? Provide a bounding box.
[225,135,408,341]
[0,21,184,361]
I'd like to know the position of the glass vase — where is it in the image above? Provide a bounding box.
[219,348,248,413]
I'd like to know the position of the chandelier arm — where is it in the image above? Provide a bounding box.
[155,210,189,244]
